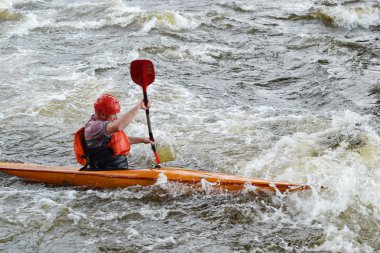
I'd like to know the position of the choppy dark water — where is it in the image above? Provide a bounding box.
[1,0,380,252]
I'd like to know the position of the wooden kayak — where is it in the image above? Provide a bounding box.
[0,162,310,193]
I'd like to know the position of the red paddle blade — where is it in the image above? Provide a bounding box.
[130,59,155,91]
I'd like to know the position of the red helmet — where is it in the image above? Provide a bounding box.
[94,94,121,117]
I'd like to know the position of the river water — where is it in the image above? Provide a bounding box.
[0,0,379,252]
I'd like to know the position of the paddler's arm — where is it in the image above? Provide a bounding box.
[128,136,154,145]
[106,100,150,134]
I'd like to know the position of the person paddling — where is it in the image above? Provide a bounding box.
[74,94,153,170]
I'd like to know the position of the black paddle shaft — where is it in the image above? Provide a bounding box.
[143,91,157,153]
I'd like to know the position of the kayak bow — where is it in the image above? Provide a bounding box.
[0,162,310,193]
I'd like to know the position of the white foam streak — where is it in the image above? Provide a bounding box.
[200,178,217,194]
[3,0,200,35]
[0,0,12,9]
[315,225,373,252]
[139,206,168,221]
[67,208,87,225]
[171,43,232,64]
[141,17,157,34]
[10,12,52,36]
[125,227,140,240]
[133,11,200,35]
[0,0,35,10]
[240,110,380,251]
[144,236,176,251]
[322,5,380,29]
[155,172,168,186]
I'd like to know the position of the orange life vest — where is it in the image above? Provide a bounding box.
[73,127,87,165]
[107,130,131,156]
[73,127,131,166]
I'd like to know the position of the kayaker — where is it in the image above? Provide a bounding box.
[74,94,153,170]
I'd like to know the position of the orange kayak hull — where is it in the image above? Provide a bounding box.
[0,162,309,193]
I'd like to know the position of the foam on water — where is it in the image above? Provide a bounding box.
[125,227,140,240]
[319,5,380,29]
[66,208,88,225]
[139,205,169,221]
[176,43,233,64]
[200,178,217,194]
[155,172,168,187]
[137,92,380,250]
[1,0,201,37]
[9,12,52,36]
[0,0,11,10]
[1,188,80,230]
[136,11,200,34]
[143,236,176,251]
[47,3,200,34]
[234,110,380,251]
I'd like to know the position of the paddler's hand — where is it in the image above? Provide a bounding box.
[128,136,155,145]
[146,137,156,145]
[141,137,155,145]
[140,99,150,110]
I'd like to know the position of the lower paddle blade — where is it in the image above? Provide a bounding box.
[130,59,155,91]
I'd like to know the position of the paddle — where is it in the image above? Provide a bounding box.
[130,59,161,168]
